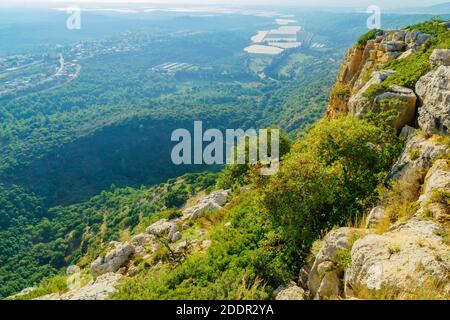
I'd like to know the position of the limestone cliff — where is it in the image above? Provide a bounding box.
[287,23,450,300]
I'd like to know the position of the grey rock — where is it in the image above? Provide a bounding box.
[90,242,135,278]
[345,218,449,298]
[430,49,450,68]
[275,282,305,300]
[416,66,450,135]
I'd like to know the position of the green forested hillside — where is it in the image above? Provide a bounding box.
[0,172,217,297]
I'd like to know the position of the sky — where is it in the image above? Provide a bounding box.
[2,0,449,10]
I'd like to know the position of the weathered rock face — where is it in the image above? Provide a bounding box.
[374,85,417,131]
[345,218,450,298]
[307,228,365,299]
[327,29,430,119]
[417,159,450,223]
[274,282,306,300]
[430,49,450,68]
[386,134,450,184]
[416,65,450,136]
[347,70,395,117]
[90,242,135,278]
[347,71,416,130]
[34,273,122,300]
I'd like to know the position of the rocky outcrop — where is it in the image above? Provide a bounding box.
[90,242,135,278]
[345,218,449,298]
[386,134,450,184]
[307,228,366,299]
[430,49,450,68]
[347,71,416,130]
[417,159,450,223]
[302,135,450,300]
[34,273,122,300]
[416,65,450,136]
[181,190,231,220]
[328,29,431,119]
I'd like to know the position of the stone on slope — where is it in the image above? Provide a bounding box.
[90,242,135,278]
[417,159,450,223]
[274,282,306,300]
[386,134,450,184]
[131,233,155,246]
[374,85,417,131]
[430,49,450,68]
[307,228,366,299]
[33,273,123,300]
[146,219,177,236]
[345,218,449,299]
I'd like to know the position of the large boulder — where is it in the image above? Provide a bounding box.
[307,228,365,299]
[345,218,450,299]
[374,85,417,131]
[274,282,306,300]
[386,134,450,184]
[430,49,450,68]
[146,219,176,236]
[404,30,432,51]
[416,66,450,136]
[90,242,135,278]
[131,233,155,246]
[348,70,395,118]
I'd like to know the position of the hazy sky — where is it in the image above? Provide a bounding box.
[2,0,449,10]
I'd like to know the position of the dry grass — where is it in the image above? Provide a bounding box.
[353,277,449,300]
[383,175,422,224]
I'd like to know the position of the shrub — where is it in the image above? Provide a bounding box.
[356,29,384,48]
[331,83,351,99]
[262,115,402,265]
[335,249,352,269]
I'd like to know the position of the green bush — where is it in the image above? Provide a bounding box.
[262,115,402,264]
[331,83,351,99]
[356,29,383,48]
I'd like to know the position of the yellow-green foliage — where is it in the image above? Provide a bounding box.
[9,274,69,300]
[335,249,352,269]
[331,83,351,99]
[113,113,403,300]
[356,29,384,48]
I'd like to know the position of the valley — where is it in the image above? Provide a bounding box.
[0,4,449,300]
